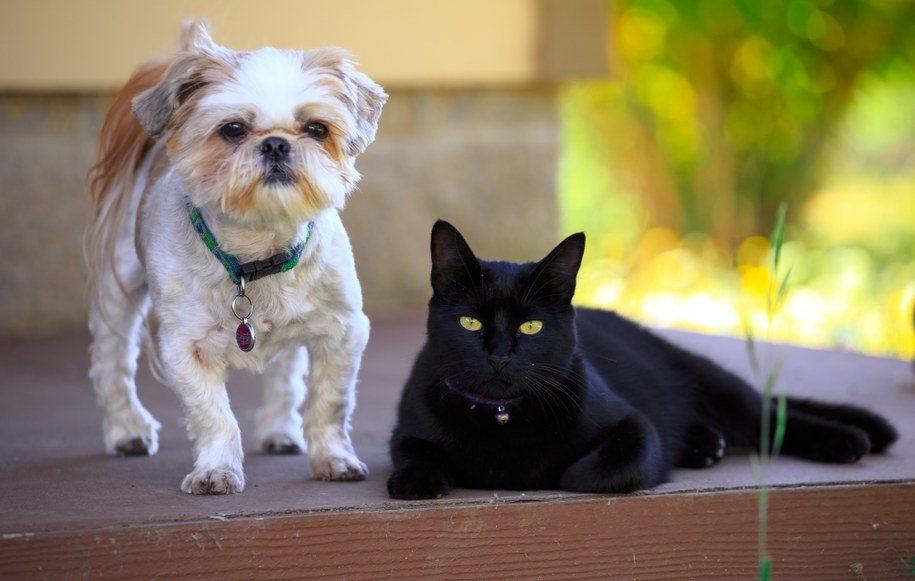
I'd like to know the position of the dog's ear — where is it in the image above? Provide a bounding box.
[178,20,218,52]
[132,21,226,137]
[342,66,387,156]
[306,48,387,157]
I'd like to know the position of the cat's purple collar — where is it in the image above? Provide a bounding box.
[442,378,523,407]
[443,379,522,425]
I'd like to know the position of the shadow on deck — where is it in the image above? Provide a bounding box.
[1,315,913,580]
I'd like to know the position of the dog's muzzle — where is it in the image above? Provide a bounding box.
[260,137,295,185]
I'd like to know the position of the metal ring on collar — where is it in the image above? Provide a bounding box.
[231,293,253,321]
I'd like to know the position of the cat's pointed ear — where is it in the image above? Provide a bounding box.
[430,220,482,294]
[532,232,585,303]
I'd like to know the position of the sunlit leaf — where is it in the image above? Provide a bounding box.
[775,266,793,310]
[771,203,788,273]
[744,321,761,375]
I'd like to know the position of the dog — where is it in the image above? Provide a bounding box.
[85,21,386,494]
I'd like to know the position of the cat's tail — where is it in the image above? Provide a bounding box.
[780,397,898,457]
[675,349,898,463]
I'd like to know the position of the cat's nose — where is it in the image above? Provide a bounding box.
[488,355,511,371]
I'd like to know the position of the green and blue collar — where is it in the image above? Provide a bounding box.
[185,199,315,353]
[186,199,314,285]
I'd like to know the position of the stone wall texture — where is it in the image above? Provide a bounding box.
[0,88,559,337]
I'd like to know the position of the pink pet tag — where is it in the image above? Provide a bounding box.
[235,320,255,352]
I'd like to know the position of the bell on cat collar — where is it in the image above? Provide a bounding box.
[495,405,510,425]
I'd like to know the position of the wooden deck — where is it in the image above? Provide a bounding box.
[1,316,913,580]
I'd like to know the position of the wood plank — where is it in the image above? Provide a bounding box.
[3,482,913,580]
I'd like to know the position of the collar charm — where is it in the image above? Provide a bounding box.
[187,199,314,352]
[444,379,520,426]
[232,278,255,352]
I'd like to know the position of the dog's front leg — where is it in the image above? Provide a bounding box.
[165,348,246,494]
[303,311,370,481]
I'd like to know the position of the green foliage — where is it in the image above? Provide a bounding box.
[559,0,915,360]
[598,0,915,241]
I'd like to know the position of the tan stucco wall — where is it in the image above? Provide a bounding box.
[2,0,541,90]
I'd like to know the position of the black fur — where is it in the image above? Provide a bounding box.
[387,221,898,500]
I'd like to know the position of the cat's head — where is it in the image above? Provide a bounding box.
[424,220,585,401]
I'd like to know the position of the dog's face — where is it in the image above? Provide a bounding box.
[132,23,386,227]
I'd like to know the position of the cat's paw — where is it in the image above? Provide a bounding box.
[677,425,726,468]
[560,415,664,493]
[387,466,452,500]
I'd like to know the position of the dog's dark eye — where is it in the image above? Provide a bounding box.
[304,122,328,141]
[219,122,248,142]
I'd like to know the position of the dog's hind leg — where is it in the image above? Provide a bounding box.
[255,346,308,454]
[303,311,370,481]
[88,254,161,456]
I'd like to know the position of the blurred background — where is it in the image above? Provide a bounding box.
[1,0,912,359]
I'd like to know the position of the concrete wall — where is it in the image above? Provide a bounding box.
[0,88,559,337]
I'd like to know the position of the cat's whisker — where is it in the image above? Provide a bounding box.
[521,372,583,416]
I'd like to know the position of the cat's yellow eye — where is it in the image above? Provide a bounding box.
[460,316,483,332]
[519,320,544,335]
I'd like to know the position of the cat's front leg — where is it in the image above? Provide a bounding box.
[559,414,666,494]
[387,436,455,500]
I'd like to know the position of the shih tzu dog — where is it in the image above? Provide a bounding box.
[86,21,386,494]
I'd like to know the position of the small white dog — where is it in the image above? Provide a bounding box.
[86,21,386,494]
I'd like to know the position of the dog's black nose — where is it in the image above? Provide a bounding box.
[260,136,291,160]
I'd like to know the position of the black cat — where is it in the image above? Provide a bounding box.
[386,221,898,500]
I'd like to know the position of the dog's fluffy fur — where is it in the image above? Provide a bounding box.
[86,22,386,494]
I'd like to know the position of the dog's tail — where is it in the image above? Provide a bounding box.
[85,60,167,327]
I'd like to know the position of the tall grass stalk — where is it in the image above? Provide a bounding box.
[745,203,791,581]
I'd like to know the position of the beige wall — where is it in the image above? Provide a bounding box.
[2,0,553,90]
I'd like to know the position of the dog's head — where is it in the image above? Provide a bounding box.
[132,22,387,226]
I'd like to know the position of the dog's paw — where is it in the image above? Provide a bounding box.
[310,452,368,481]
[115,436,155,456]
[105,416,161,457]
[261,433,304,455]
[181,468,246,495]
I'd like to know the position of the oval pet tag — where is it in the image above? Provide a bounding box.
[236,320,255,352]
